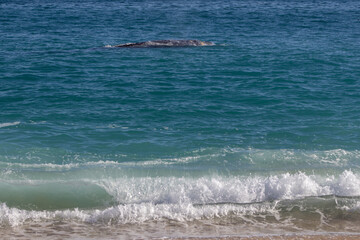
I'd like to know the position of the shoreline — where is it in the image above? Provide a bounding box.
[2,222,360,239]
[171,233,360,240]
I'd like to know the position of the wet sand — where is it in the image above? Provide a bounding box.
[172,234,360,240]
[2,219,360,239]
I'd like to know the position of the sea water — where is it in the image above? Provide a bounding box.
[1,0,360,238]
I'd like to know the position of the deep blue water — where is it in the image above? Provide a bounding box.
[1,0,360,237]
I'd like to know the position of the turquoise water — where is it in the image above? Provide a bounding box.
[1,0,360,238]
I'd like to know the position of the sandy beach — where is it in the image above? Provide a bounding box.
[172,234,360,240]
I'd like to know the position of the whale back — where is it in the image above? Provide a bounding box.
[114,39,214,48]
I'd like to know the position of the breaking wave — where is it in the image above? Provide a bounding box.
[1,171,360,227]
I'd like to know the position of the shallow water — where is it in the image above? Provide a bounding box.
[1,0,360,238]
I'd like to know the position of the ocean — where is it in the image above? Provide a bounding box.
[1,0,360,238]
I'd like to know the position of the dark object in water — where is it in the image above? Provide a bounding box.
[113,39,214,48]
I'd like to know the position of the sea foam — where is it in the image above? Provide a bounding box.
[96,170,360,205]
[1,171,360,227]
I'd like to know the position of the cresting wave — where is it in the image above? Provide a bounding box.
[1,171,360,226]
[96,170,360,205]
[1,148,360,230]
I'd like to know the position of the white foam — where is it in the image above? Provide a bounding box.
[2,171,360,227]
[0,201,275,227]
[1,148,357,173]
[119,148,358,167]
[2,168,360,203]
[0,160,120,171]
[0,121,20,128]
[96,170,360,205]
[331,170,360,196]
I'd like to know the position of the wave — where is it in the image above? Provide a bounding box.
[1,171,360,210]
[1,148,360,232]
[95,170,360,205]
[1,169,360,237]
[0,148,358,172]
[2,195,360,231]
